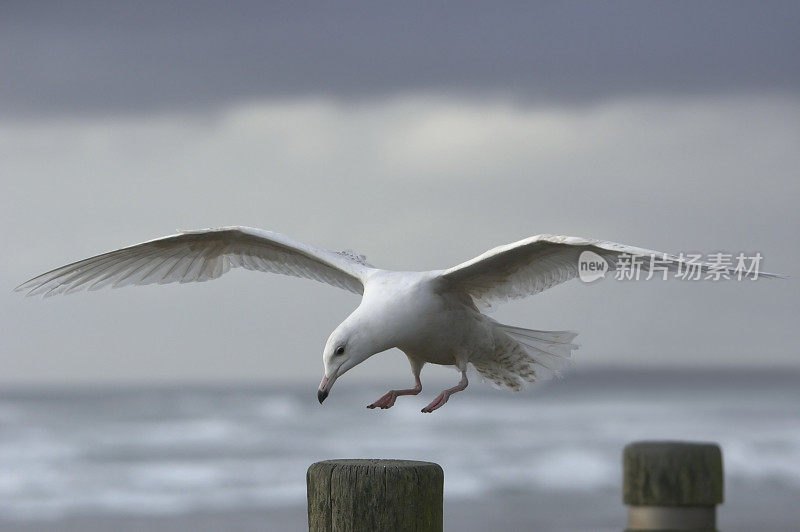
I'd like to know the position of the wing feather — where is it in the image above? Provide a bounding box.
[439,234,782,307]
[17,227,371,297]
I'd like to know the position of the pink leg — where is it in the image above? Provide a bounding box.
[367,375,422,409]
[421,371,468,413]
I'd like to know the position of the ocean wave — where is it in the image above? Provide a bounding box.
[0,376,798,520]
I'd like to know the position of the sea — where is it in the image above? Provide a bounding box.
[0,368,798,531]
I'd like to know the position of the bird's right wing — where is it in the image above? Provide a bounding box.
[16,226,373,297]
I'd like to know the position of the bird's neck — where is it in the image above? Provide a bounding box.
[344,304,397,357]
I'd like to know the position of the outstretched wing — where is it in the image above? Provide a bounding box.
[16,226,372,297]
[438,234,781,307]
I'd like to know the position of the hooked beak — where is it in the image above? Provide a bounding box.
[317,370,338,404]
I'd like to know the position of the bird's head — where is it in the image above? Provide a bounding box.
[317,319,377,404]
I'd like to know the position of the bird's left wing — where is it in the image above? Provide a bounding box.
[437,234,782,308]
[16,226,372,297]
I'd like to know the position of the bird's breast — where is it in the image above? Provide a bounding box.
[361,272,485,364]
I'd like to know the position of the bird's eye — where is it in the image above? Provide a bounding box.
[335,346,345,356]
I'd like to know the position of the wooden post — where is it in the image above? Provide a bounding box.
[623,441,724,532]
[307,459,443,532]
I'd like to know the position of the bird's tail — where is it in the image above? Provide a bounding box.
[471,323,578,391]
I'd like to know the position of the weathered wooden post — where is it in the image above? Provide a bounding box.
[623,441,724,532]
[307,459,443,532]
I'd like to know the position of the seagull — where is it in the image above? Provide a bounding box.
[15,227,778,412]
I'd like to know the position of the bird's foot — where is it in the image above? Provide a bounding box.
[421,391,450,413]
[367,381,422,410]
[421,371,468,413]
[367,391,399,409]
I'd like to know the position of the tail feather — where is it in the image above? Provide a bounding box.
[497,324,579,345]
[471,323,578,391]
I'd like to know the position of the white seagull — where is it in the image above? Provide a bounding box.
[16,227,778,412]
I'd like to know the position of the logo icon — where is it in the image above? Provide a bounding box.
[578,250,608,283]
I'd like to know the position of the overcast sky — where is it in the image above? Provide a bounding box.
[2,2,798,387]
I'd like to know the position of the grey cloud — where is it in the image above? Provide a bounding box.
[2,1,799,117]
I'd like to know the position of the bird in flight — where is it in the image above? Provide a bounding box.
[16,227,777,412]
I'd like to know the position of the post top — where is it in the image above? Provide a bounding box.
[625,441,721,453]
[623,440,723,506]
[309,458,442,471]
